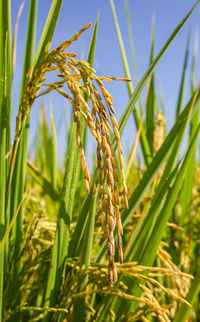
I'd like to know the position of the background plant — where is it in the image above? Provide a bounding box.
[0,0,200,321]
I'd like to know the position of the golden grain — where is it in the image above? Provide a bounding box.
[13,24,130,285]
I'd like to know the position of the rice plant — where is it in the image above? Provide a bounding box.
[1,0,200,321]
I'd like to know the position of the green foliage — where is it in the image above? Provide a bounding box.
[0,1,200,321]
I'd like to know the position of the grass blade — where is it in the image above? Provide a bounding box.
[142,127,200,265]
[176,29,191,118]
[12,0,26,77]
[68,193,92,257]
[124,164,179,262]
[124,85,200,266]
[115,85,200,317]
[118,0,200,139]
[179,33,199,223]
[40,104,55,183]
[33,0,63,69]
[0,195,25,254]
[26,160,61,201]
[7,3,37,318]
[146,15,156,154]
[116,123,200,317]
[124,0,140,90]
[0,1,12,319]
[95,86,200,322]
[0,56,6,322]
[43,121,78,315]
[87,14,99,67]
[174,273,200,322]
[110,0,152,166]
[7,1,64,318]
[50,100,57,189]
[110,0,133,95]
[124,0,143,117]
[72,190,97,322]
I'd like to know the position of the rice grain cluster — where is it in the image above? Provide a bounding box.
[13,23,129,283]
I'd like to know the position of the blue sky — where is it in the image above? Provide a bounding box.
[11,0,200,164]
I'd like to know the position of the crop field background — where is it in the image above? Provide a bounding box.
[0,0,200,321]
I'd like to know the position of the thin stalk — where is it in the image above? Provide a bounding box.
[124,0,141,92]
[0,1,12,320]
[110,0,152,166]
[124,0,143,115]
[8,3,37,318]
[0,61,6,322]
[72,190,97,322]
[50,102,57,189]
[176,29,191,118]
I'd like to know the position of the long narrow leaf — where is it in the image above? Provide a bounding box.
[44,121,78,315]
[146,15,156,154]
[26,160,60,201]
[179,34,199,223]
[176,29,191,118]
[118,0,200,138]
[110,0,152,166]
[116,124,200,317]
[174,273,200,322]
[33,0,63,69]
[0,1,12,319]
[72,190,97,322]
[96,86,200,263]
[7,3,38,318]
